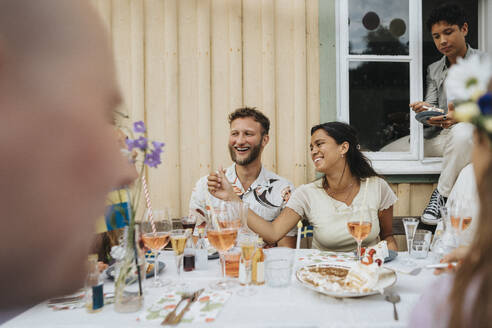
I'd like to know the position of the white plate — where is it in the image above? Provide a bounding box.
[296,263,397,298]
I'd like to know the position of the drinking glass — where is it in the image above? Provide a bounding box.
[402,217,419,265]
[207,202,240,290]
[170,229,188,279]
[346,207,373,261]
[448,198,473,246]
[140,209,172,287]
[237,231,257,296]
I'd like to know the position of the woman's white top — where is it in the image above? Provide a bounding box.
[286,176,397,251]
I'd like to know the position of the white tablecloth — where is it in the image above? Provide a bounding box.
[3,250,439,328]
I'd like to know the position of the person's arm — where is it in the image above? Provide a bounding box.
[277,236,296,248]
[409,67,437,113]
[378,206,397,251]
[208,169,301,244]
[424,65,439,107]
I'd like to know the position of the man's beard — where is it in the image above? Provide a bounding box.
[228,142,262,166]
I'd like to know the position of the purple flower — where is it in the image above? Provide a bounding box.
[133,121,146,133]
[478,92,492,115]
[152,141,165,150]
[134,136,148,151]
[125,138,135,151]
[144,149,162,168]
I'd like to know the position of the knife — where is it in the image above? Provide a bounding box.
[163,289,205,325]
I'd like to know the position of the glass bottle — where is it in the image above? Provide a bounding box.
[251,238,265,285]
[85,254,104,313]
[195,228,208,270]
[183,233,195,272]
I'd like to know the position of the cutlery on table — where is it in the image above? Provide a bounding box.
[407,261,459,276]
[161,292,194,325]
[384,290,400,321]
[425,262,458,269]
[161,289,205,325]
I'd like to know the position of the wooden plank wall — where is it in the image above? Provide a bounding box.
[90,0,434,220]
[389,183,436,217]
[90,0,320,217]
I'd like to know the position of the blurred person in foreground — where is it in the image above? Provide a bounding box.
[409,68,492,327]
[0,0,135,312]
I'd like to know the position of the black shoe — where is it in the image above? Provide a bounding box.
[421,189,447,225]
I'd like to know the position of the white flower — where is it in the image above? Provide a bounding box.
[445,55,492,102]
[454,101,481,122]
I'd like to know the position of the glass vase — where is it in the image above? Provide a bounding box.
[114,226,145,313]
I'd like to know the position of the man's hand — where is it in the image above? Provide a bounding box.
[207,167,241,202]
[409,101,433,113]
[427,103,458,129]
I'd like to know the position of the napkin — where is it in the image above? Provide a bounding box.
[141,289,232,324]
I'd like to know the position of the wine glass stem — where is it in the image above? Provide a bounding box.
[407,238,413,257]
[154,249,159,284]
[357,241,362,261]
[245,260,252,288]
[176,254,183,277]
[219,252,226,280]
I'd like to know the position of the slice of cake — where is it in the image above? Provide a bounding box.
[344,241,388,292]
[344,262,380,292]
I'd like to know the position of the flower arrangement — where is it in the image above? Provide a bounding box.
[446,54,492,139]
[108,120,165,312]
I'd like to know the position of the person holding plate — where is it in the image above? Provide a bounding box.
[207,122,398,252]
[409,90,492,328]
[409,3,483,225]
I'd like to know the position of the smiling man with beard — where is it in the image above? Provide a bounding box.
[190,107,296,247]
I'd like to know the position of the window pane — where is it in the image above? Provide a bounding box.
[349,61,410,152]
[349,0,409,55]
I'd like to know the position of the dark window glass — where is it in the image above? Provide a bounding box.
[349,62,410,152]
[349,0,409,55]
[422,0,478,95]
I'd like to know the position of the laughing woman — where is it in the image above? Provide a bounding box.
[208,122,398,251]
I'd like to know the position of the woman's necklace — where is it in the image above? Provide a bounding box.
[326,181,355,204]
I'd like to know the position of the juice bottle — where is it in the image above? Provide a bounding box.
[85,254,104,313]
[251,238,265,285]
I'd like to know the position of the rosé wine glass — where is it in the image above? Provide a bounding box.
[140,208,172,287]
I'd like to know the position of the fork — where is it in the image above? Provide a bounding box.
[169,289,204,325]
[161,292,194,325]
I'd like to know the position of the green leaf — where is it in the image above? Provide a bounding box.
[146,310,161,320]
[200,302,223,312]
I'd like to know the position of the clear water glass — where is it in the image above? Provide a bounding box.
[402,217,419,265]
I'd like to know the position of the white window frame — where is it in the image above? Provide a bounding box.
[336,0,486,174]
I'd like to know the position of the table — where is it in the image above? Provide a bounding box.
[3,250,439,327]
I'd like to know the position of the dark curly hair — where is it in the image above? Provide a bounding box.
[426,2,467,32]
[228,107,270,136]
[311,122,379,188]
